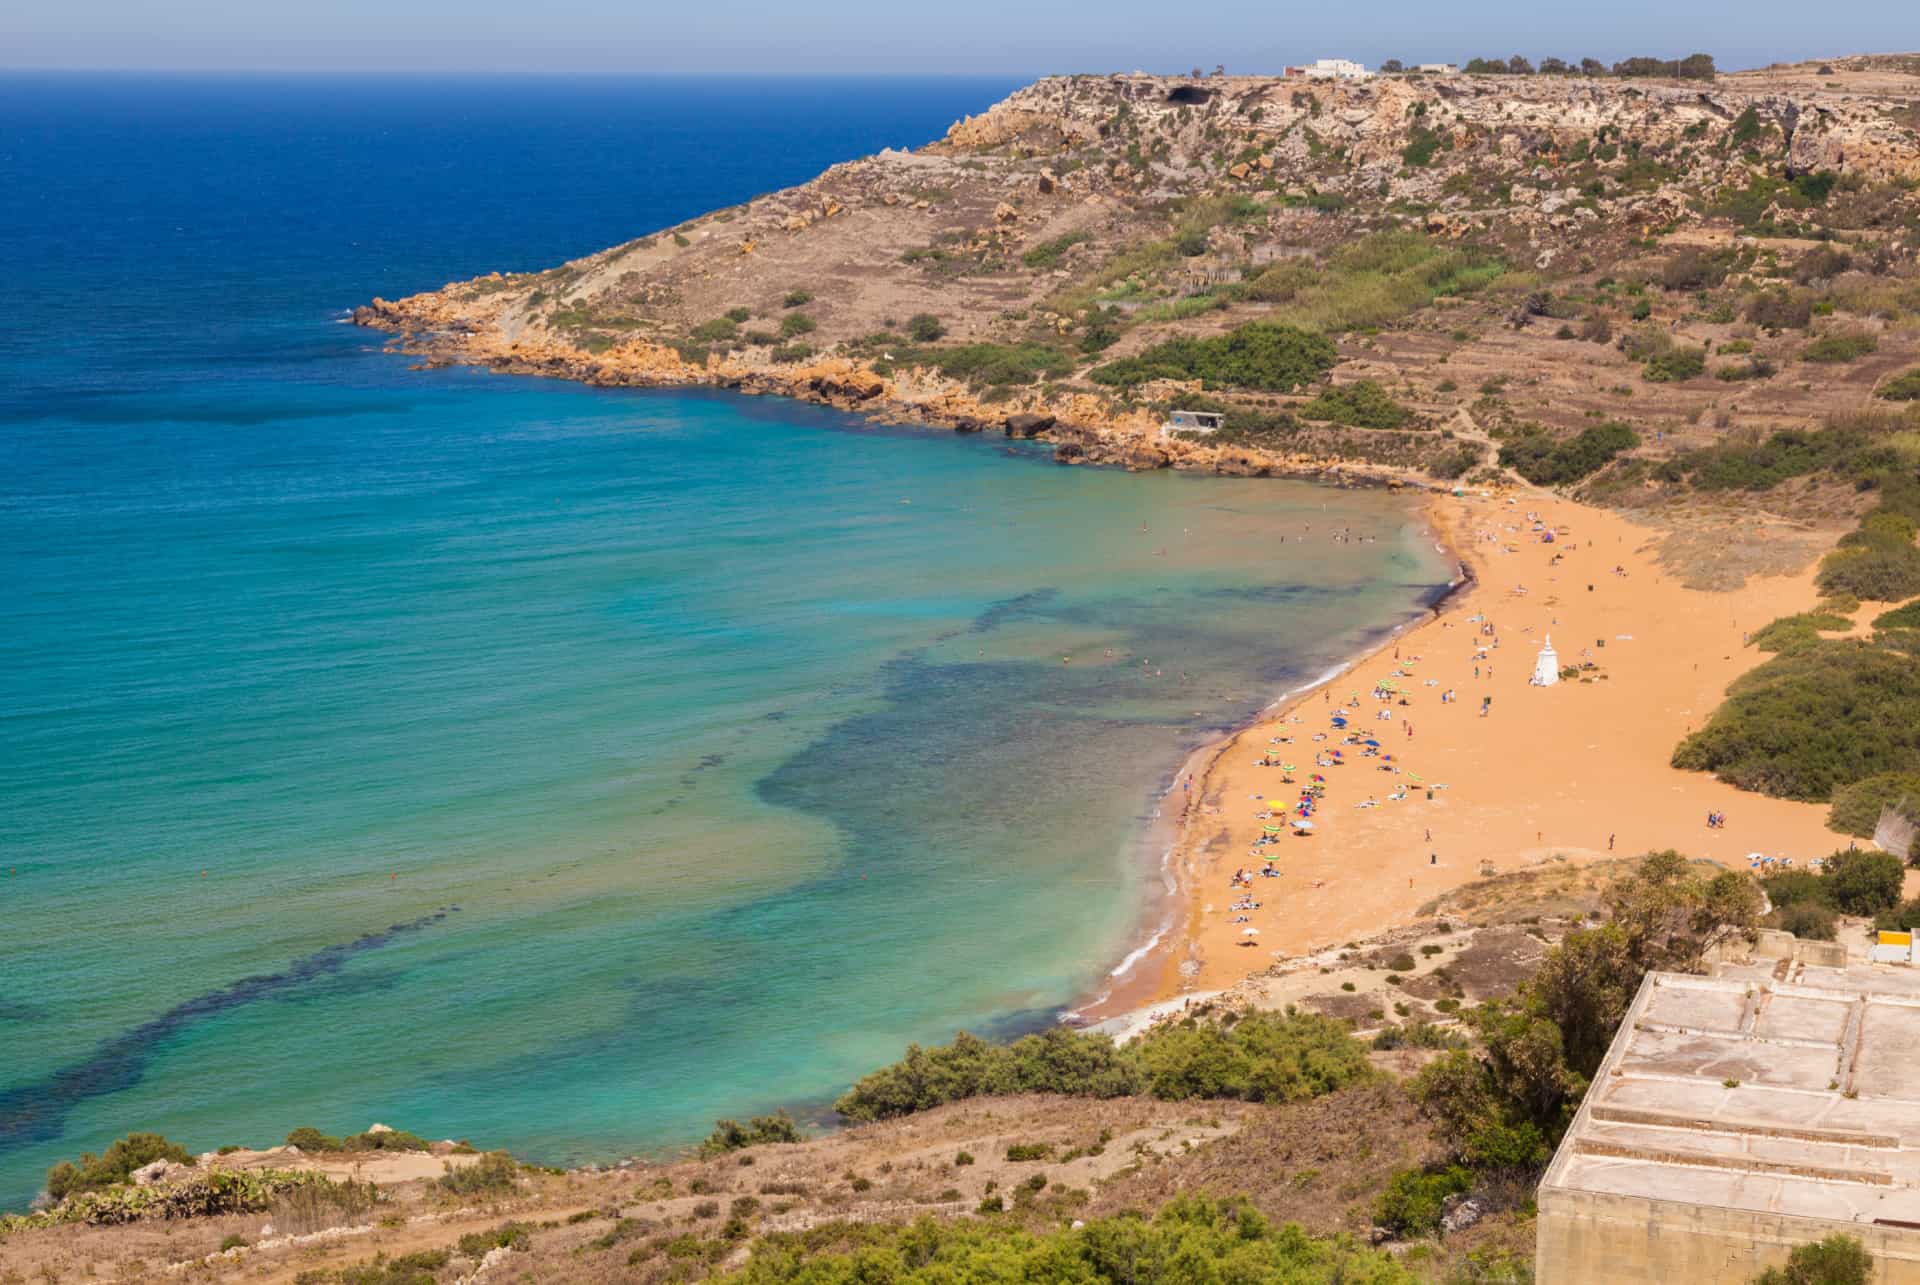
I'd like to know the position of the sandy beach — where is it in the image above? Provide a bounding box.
[1098,489,1858,1013]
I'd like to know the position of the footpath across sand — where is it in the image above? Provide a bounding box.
[1114,490,1854,1009]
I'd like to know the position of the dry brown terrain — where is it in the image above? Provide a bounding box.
[352,56,1920,490]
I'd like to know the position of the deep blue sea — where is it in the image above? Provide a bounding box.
[0,73,1449,1208]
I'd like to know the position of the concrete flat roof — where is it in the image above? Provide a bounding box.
[1541,955,1920,1226]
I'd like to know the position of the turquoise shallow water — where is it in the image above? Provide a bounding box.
[0,74,1451,1208]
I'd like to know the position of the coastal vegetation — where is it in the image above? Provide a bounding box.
[1238,231,1507,334]
[698,1112,803,1157]
[834,1011,1372,1121]
[1671,640,1920,802]
[284,1126,435,1154]
[1747,610,1852,653]
[1299,379,1413,429]
[1409,852,1757,1175]
[1089,321,1337,392]
[714,1196,1410,1283]
[1498,421,1638,485]
[45,1132,192,1201]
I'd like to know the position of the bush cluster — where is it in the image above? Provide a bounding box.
[1299,380,1412,429]
[1090,322,1337,392]
[1373,1165,1471,1236]
[1761,851,1906,919]
[1881,369,1920,402]
[698,1111,802,1157]
[437,1152,518,1196]
[9,1170,333,1235]
[711,1195,1407,1283]
[284,1126,432,1154]
[1748,611,1851,654]
[1673,641,1920,800]
[1803,331,1879,364]
[45,1133,194,1202]
[833,1011,1372,1122]
[1497,422,1638,486]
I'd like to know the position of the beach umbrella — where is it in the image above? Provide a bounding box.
[1263,824,1283,834]
[1363,738,1380,747]
[1266,800,1287,811]
[1280,762,1296,772]
[1242,927,1260,936]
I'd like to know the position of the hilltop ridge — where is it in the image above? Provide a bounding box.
[357,56,1920,505]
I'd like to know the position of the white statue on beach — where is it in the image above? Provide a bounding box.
[1531,635,1560,687]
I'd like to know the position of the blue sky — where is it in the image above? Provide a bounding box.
[3,0,1909,73]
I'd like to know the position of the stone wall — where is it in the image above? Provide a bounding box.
[1536,1186,1920,1283]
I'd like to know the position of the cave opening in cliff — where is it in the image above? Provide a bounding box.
[1165,86,1211,105]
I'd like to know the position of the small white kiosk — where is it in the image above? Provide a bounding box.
[1530,635,1560,687]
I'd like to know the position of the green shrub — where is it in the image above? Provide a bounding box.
[1004,1143,1052,1162]
[692,317,740,343]
[1750,611,1852,653]
[1716,357,1776,382]
[45,1132,195,1202]
[220,1233,247,1251]
[710,1195,1408,1282]
[1401,126,1444,167]
[1299,380,1412,429]
[1661,248,1735,292]
[341,1130,430,1153]
[455,1222,533,1256]
[1133,1010,1375,1104]
[1238,231,1504,333]
[6,1170,333,1236]
[1881,369,1920,402]
[1874,896,1920,933]
[1828,770,1920,840]
[1747,288,1814,331]
[284,1127,429,1155]
[904,313,945,342]
[1761,868,1832,910]
[1775,901,1838,941]
[1674,640,1920,799]
[1498,422,1639,486]
[1372,1165,1472,1236]
[1644,346,1707,382]
[1874,600,1920,631]
[436,1152,518,1196]
[285,1127,343,1153]
[778,313,816,339]
[724,307,752,324]
[1020,231,1091,269]
[1825,849,1906,915]
[1817,543,1920,602]
[1090,322,1337,392]
[1804,331,1879,364]
[699,1111,802,1156]
[1674,422,1904,494]
[782,290,813,309]
[1753,1233,1872,1285]
[834,1012,1369,1122]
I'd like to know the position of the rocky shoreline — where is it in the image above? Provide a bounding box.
[353,304,1448,494]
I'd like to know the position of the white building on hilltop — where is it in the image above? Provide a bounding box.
[1287,58,1371,81]
[1530,635,1560,687]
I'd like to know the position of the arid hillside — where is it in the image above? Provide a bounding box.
[358,56,1920,505]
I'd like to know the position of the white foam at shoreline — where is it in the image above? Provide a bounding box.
[1109,918,1169,980]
